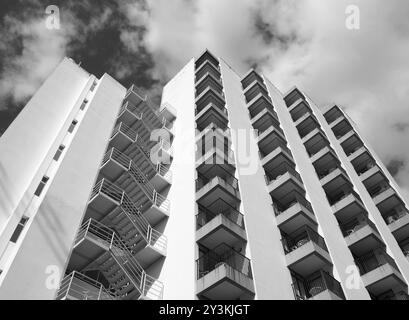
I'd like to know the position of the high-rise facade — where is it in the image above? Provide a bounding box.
[0,50,408,300]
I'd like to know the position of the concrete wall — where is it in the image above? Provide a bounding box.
[220,61,294,299]
[158,60,197,299]
[265,81,371,299]
[0,72,125,299]
[0,58,90,253]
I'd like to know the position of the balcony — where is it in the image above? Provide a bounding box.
[292,270,345,300]
[355,248,406,297]
[274,197,317,234]
[377,290,409,300]
[284,88,305,108]
[247,94,274,119]
[266,165,305,201]
[340,131,364,156]
[196,199,246,250]
[331,117,353,138]
[295,113,320,139]
[384,205,409,242]
[124,84,146,106]
[196,73,223,97]
[324,105,344,125]
[196,171,240,207]
[340,215,384,255]
[251,108,280,134]
[289,99,312,122]
[282,226,332,276]
[330,191,365,221]
[261,145,294,175]
[196,87,225,112]
[371,185,401,214]
[196,147,235,177]
[243,82,271,104]
[56,271,116,300]
[195,60,221,83]
[195,50,220,70]
[241,70,265,90]
[196,244,255,300]
[319,167,350,192]
[348,146,368,163]
[68,219,163,300]
[195,103,229,131]
[257,125,287,157]
[359,164,386,191]
[310,146,337,168]
[150,163,172,192]
[303,128,328,156]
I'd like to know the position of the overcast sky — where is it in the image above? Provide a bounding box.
[0,0,408,199]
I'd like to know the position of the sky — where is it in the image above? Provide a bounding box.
[0,0,408,199]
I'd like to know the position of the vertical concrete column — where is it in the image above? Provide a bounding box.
[220,61,294,299]
[159,60,197,299]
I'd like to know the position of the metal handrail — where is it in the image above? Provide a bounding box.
[196,243,252,280]
[111,122,138,141]
[56,271,116,300]
[281,225,328,254]
[196,199,244,229]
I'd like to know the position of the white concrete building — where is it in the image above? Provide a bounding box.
[0,51,408,300]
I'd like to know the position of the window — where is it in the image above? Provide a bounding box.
[68,120,78,133]
[34,176,49,196]
[10,217,29,243]
[90,80,97,91]
[80,99,88,110]
[53,145,65,161]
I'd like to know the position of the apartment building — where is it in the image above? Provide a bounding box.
[0,50,408,300]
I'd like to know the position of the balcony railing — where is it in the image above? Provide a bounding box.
[196,244,252,280]
[111,122,138,141]
[328,190,360,207]
[339,215,378,237]
[196,200,244,230]
[56,271,116,300]
[368,184,391,198]
[282,225,327,254]
[292,270,345,300]
[273,196,313,217]
[196,167,239,192]
[355,249,399,275]
[265,164,302,186]
[384,205,409,225]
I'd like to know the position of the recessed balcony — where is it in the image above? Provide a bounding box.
[330,191,365,221]
[319,168,351,196]
[196,200,246,250]
[282,226,332,277]
[340,131,363,156]
[348,146,368,163]
[284,88,305,108]
[196,171,240,207]
[196,244,255,300]
[196,73,223,97]
[124,84,146,106]
[195,50,220,70]
[295,113,320,139]
[289,100,312,122]
[384,205,409,242]
[371,186,401,213]
[355,248,406,297]
[304,129,329,156]
[359,164,386,191]
[241,70,265,90]
[310,146,337,167]
[159,102,177,123]
[266,166,305,201]
[195,60,221,82]
[340,215,384,256]
[56,271,116,300]
[196,147,235,177]
[274,198,317,234]
[257,126,287,156]
[247,94,274,119]
[331,117,353,138]
[196,87,225,112]
[251,108,280,134]
[244,82,270,104]
[261,145,294,174]
[195,103,229,132]
[292,270,345,300]
[323,105,344,125]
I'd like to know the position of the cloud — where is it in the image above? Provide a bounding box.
[0,9,75,109]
